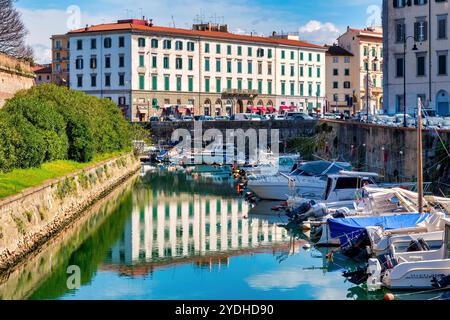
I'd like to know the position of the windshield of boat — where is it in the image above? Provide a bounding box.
[290,161,352,176]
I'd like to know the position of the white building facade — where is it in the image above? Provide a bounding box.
[383,0,450,115]
[68,20,326,122]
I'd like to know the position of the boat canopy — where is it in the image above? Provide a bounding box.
[293,161,352,176]
[328,213,430,247]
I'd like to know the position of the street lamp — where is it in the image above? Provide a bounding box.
[403,35,418,127]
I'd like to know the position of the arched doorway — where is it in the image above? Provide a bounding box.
[203,99,211,116]
[225,99,233,116]
[267,100,274,114]
[437,90,449,116]
[215,99,222,116]
[237,100,244,113]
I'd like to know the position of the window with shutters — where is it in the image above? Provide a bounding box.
[396,56,404,77]
[416,54,426,76]
[177,77,182,92]
[216,59,221,72]
[393,0,406,8]
[188,76,193,92]
[216,78,221,93]
[104,38,112,48]
[90,74,96,87]
[163,40,172,49]
[175,41,183,51]
[414,0,427,5]
[105,74,111,87]
[437,51,448,75]
[105,56,111,68]
[438,15,448,40]
[164,76,170,91]
[119,37,125,48]
[176,57,183,70]
[90,56,97,69]
[396,20,405,43]
[138,37,146,47]
[152,75,157,90]
[414,20,428,42]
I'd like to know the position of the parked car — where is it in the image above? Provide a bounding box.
[247,114,262,121]
[162,115,179,122]
[323,113,341,120]
[440,119,450,130]
[273,114,286,121]
[284,112,305,120]
[182,116,194,121]
[230,113,250,121]
[194,115,214,121]
[149,116,160,122]
[292,113,314,121]
[214,115,230,121]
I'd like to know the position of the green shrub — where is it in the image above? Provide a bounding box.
[0,84,132,172]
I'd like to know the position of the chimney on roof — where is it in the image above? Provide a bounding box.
[272,31,276,37]
[85,24,89,31]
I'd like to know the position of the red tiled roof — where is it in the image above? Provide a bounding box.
[69,21,325,50]
[33,65,52,74]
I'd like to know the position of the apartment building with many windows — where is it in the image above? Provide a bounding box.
[67,19,326,122]
[383,0,450,115]
[325,45,355,114]
[51,34,70,86]
[336,26,384,114]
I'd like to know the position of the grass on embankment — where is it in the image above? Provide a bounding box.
[0,151,129,199]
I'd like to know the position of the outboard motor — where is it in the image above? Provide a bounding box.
[342,265,370,285]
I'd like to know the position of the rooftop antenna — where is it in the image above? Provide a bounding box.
[171,15,176,28]
[139,8,143,19]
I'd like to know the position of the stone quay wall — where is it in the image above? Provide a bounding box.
[0,53,35,108]
[0,153,141,273]
[317,120,450,193]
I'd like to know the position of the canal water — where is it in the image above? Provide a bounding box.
[0,168,441,300]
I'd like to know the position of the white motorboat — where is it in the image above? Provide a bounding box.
[247,161,352,201]
[241,153,300,177]
[367,219,450,291]
[286,171,380,211]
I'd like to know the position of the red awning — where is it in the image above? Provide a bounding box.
[247,106,259,113]
[266,106,276,113]
[258,106,267,113]
[280,105,290,110]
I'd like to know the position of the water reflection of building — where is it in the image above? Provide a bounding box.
[104,192,297,274]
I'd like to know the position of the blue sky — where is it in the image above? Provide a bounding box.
[16,0,382,63]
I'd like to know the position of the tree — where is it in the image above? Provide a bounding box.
[0,0,33,60]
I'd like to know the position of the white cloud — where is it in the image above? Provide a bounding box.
[298,20,341,46]
[19,2,343,64]
[246,267,347,299]
[18,7,110,64]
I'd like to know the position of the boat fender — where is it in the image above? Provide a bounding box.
[384,293,395,301]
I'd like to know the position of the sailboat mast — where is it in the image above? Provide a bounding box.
[417,98,424,213]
